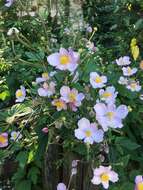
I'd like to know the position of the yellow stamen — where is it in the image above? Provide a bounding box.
[85,130,92,137]
[0,135,7,144]
[42,72,49,79]
[107,112,114,120]
[16,90,23,98]
[54,100,64,108]
[102,92,112,98]
[127,68,132,74]
[69,93,76,102]
[137,183,143,190]
[130,83,137,90]
[95,76,102,83]
[101,173,109,182]
[60,55,70,65]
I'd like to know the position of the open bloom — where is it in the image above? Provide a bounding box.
[38,81,56,97]
[99,86,118,104]
[60,86,84,111]
[15,86,26,102]
[47,48,79,72]
[10,131,22,141]
[116,56,131,66]
[91,166,119,189]
[0,133,8,148]
[36,73,49,83]
[52,98,67,111]
[135,176,143,190]
[122,66,137,76]
[118,76,128,85]
[74,118,104,144]
[7,27,19,36]
[90,72,107,89]
[57,183,67,190]
[94,103,128,131]
[126,81,141,92]
[5,0,14,7]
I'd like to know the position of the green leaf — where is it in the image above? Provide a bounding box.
[28,167,40,185]
[115,137,140,150]
[16,180,31,190]
[16,151,29,168]
[0,90,10,101]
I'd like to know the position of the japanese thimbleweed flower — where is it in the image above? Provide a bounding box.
[118,76,128,85]
[36,72,49,83]
[135,176,143,190]
[99,86,118,104]
[15,86,26,103]
[57,183,67,190]
[7,27,19,36]
[91,166,119,189]
[60,86,85,111]
[94,103,128,131]
[90,72,107,89]
[10,131,22,142]
[122,66,137,76]
[5,0,14,7]
[52,98,67,111]
[0,133,8,148]
[126,81,141,92]
[47,48,79,72]
[116,56,131,66]
[38,81,56,97]
[74,118,104,144]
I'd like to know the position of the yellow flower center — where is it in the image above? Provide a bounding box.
[130,83,137,89]
[42,72,49,79]
[137,183,143,190]
[101,173,110,182]
[16,90,23,98]
[95,76,102,83]
[127,68,132,74]
[85,130,92,137]
[13,133,17,139]
[0,135,7,144]
[60,55,70,65]
[102,92,112,98]
[69,93,76,102]
[54,100,64,108]
[107,112,114,120]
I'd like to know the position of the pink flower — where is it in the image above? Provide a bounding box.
[36,73,49,84]
[47,48,79,72]
[38,81,56,97]
[42,127,49,133]
[52,98,67,111]
[5,0,14,7]
[60,86,85,111]
[57,183,67,190]
[135,175,143,190]
[15,86,26,103]
[0,133,8,148]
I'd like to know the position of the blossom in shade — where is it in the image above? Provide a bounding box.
[42,127,49,133]
[0,133,8,148]
[36,73,49,84]
[10,131,22,141]
[5,0,14,7]
[52,99,67,111]
[116,56,131,66]
[7,27,19,36]
[57,183,67,190]
[74,118,104,144]
[122,66,137,76]
[126,81,141,92]
[118,76,128,85]
[135,175,143,190]
[15,86,26,103]
[91,166,119,189]
[38,81,56,97]
[94,103,128,131]
[99,86,118,104]
[47,48,79,72]
[90,72,107,89]
[60,86,84,111]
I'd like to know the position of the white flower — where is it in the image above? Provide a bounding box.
[94,103,128,131]
[38,81,56,97]
[122,66,137,76]
[99,86,118,104]
[7,27,19,36]
[116,56,131,66]
[10,131,22,141]
[118,76,128,85]
[15,86,26,103]
[126,81,141,92]
[36,73,49,84]
[57,183,67,190]
[90,72,107,89]
[5,0,14,7]
[91,166,119,189]
[74,118,104,144]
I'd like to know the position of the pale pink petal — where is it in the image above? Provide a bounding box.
[78,118,90,129]
[47,53,60,66]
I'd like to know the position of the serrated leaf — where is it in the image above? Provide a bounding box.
[115,137,140,150]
